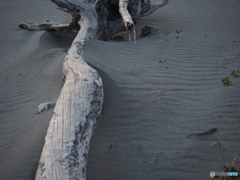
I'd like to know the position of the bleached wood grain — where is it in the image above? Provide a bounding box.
[35,1,103,180]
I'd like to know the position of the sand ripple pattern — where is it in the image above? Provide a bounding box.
[85,1,240,179]
[0,0,240,180]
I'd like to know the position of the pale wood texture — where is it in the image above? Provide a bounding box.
[19,0,169,179]
[142,0,169,17]
[19,22,77,33]
[35,1,103,180]
[119,0,134,30]
[19,0,169,40]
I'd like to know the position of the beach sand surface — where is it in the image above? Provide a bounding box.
[0,0,73,179]
[86,1,240,180]
[0,0,240,180]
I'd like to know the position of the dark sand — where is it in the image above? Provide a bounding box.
[0,0,240,180]
[86,1,240,179]
[0,0,73,179]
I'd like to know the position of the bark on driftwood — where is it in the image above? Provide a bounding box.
[19,0,168,180]
[19,0,169,40]
[34,1,103,180]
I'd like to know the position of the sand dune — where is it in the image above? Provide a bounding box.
[0,0,240,180]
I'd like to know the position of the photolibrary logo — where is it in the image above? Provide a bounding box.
[210,171,215,178]
[210,171,239,178]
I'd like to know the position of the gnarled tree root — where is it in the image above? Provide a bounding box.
[19,0,169,40]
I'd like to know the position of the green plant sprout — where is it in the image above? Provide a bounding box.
[231,70,240,78]
[222,77,232,86]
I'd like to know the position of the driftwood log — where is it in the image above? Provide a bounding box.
[34,1,103,180]
[19,0,169,40]
[19,0,168,180]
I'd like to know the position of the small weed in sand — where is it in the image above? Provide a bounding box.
[231,70,240,78]
[224,54,240,60]
[153,92,165,100]
[222,77,232,86]
[156,92,165,96]
[233,39,240,43]
[211,140,222,147]
[107,143,116,150]
[213,155,240,180]
[154,89,183,99]
[159,59,166,63]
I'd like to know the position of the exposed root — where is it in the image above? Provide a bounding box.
[19,0,169,40]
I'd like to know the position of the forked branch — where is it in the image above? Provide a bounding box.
[19,0,169,40]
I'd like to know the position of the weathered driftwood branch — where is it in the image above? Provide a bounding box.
[19,0,169,179]
[19,22,77,33]
[19,0,169,40]
[119,0,136,41]
[142,0,169,17]
[35,1,103,180]
[119,0,134,30]
[51,0,79,14]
